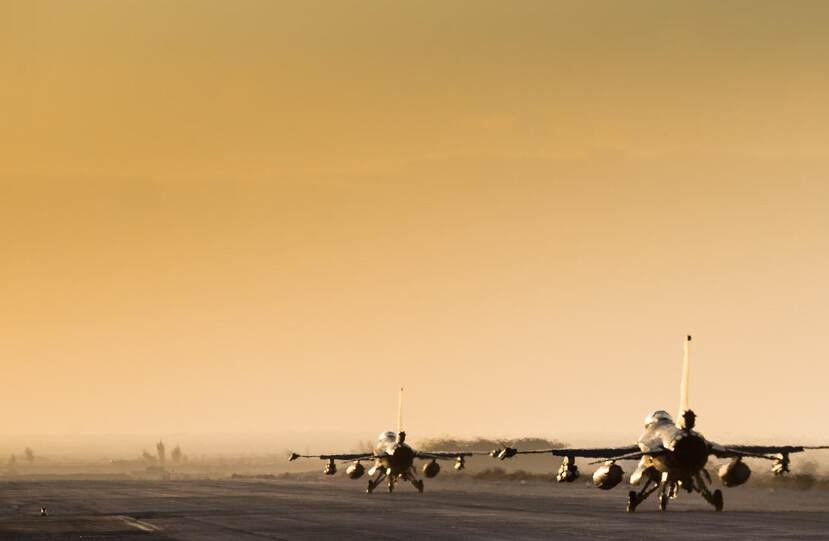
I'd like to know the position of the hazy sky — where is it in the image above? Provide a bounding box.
[1,1,828,445]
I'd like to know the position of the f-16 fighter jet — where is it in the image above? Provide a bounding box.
[290,388,486,493]
[492,336,828,512]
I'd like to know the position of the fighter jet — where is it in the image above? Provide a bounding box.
[492,336,828,512]
[288,388,485,493]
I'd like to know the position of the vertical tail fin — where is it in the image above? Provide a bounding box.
[397,386,404,434]
[679,334,691,416]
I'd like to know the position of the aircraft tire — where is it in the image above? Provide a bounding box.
[712,489,723,512]
[626,491,638,512]
[658,493,668,511]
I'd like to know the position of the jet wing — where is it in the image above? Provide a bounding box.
[288,451,375,462]
[710,443,829,460]
[415,450,490,460]
[492,445,644,461]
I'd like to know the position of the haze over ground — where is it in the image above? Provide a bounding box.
[1,1,827,446]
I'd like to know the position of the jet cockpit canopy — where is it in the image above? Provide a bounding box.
[644,410,673,427]
[379,431,397,442]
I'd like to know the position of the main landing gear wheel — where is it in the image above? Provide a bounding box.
[658,493,669,512]
[415,480,424,493]
[366,481,375,494]
[626,491,638,513]
[712,489,723,512]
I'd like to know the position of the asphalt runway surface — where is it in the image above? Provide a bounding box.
[0,477,827,540]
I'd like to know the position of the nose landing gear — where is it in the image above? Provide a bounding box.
[658,480,678,511]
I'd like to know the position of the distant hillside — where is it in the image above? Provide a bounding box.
[417,436,565,453]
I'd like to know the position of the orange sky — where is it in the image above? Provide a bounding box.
[1,1,828,444]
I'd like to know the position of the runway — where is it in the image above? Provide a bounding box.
[1,477,827,540]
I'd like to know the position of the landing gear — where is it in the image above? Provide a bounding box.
[658,481,674,511]
[626,477,659,512]
[694,472,724,511]
[366,470,386,494]
[627,471,724,512]
[626,491,638,513]
[712,489,724,512]
[404,466,424,493]
[367,467,425,494]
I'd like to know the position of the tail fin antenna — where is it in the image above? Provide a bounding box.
[679,334,691,416]
[397,386,404,434]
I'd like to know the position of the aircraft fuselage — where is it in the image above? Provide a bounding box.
[371,441,416,477]
[635,415,709,483]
